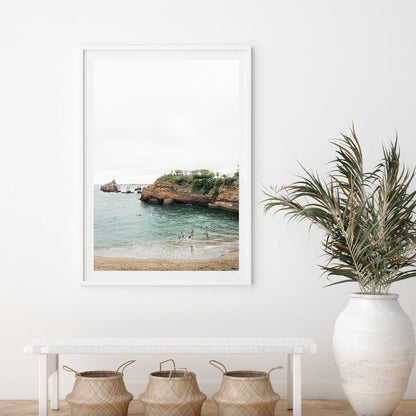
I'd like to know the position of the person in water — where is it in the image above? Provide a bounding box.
[204,229,209,237]
[190,245,194,254]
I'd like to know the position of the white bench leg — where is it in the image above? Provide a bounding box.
[292,353,302,416]
[287,354,293,409]
[287,353,302,415]
[39,355,48,416]
[39,353,59,415]
[50,354,59,410]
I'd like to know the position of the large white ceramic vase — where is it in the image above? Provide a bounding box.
[333,293,415,416]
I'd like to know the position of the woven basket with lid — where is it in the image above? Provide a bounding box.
[64,360,134,416]
[139,359,206,416]
[210,360,282,416]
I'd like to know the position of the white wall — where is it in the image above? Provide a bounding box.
[1,0,416,400]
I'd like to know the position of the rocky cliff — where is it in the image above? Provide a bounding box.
[141,176,239,212]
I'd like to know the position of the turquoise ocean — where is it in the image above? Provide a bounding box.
[94,185,239,259]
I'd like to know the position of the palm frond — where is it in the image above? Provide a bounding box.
[263,126,416,294]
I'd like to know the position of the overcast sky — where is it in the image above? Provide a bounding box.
[92,55,241,184]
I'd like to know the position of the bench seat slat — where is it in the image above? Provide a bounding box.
[24,337,318,354]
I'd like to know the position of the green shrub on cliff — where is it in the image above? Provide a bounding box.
[173,175,191,185]
[225,177,237,187]
[192,172,215,180]
[211,180,224,195]
[191,179,204,192]
[202,178,217,194]
[158,170,237,194]
[191,177,228,195]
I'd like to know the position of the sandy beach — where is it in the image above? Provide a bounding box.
[94,249,239,271]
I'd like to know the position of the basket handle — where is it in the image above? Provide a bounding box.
[169,367,188,379]
[159,359,176,372]
[63,365,80,376]
[209,360,227,374]
[116,360,136,375]
[268,365,283,376]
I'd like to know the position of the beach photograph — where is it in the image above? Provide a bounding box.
[88,50,244,275]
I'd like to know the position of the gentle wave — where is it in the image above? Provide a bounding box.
[94,237,238,259]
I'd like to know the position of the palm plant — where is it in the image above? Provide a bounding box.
[263,127,416,294]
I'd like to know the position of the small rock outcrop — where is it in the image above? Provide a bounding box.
[163,198,175,205]
[147,197,160,204]
[208,201,238,212]
[100,179,118,193]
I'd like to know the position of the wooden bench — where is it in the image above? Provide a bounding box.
[24,337,317,416]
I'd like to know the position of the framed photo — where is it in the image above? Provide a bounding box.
[81,46,251,285]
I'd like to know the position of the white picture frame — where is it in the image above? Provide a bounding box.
[81,45,251,285]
